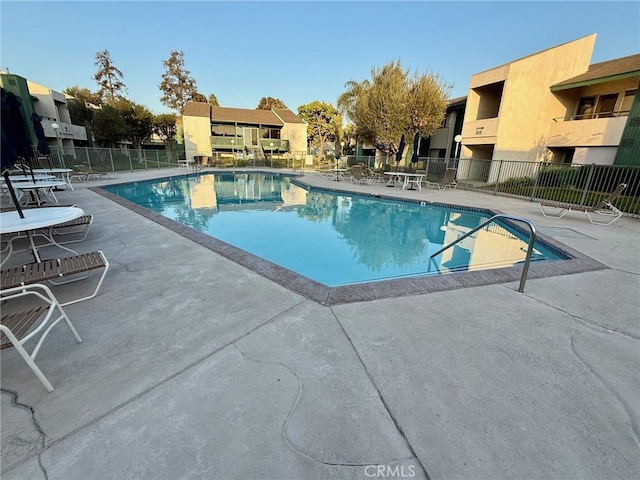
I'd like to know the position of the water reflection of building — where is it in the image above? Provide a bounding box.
[189,175,217,210]
[439,212,528,272]
[183,173,307,213]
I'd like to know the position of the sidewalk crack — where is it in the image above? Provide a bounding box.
[329,310,431,480]
[232,343,415,469]
[514,289,640,448]
[1,388,49,480]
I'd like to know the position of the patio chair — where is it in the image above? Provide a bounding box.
[72,165,108,181]
[350,165,373,184]
[192,155,211,172]
[539,183,627,225]
[0,205,92,246]
[1,283,82,392]
[424,168,458,190]
[44,214,94,244]
[1,251,109,307]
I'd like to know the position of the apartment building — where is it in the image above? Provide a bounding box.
[0,71,87,152]
[458,34,639,182]
[182,103,308,161]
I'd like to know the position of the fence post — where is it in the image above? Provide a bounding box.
[83,147,90,169]
[494,159,503,194]
[530,162,543,202]
[580,164,596,205]
[108,148,115,172]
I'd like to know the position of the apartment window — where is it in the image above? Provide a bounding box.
[576,97,595,119]
[621,89,637,113]
[212,124,236,136]
[595,93,618,118]
[270,128,281,139]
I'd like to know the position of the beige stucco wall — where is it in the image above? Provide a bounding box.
[572,146,618,165]
[462,35,597,163]
[496,35,597,161]
[280,122,308,153]
[183,116,213,159]
[547,116,627,147]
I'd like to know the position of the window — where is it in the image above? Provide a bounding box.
[621,89,636,113]
[576,97,595,120]
[595,93,618,118]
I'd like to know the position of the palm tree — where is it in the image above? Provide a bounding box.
[337,80,369,122]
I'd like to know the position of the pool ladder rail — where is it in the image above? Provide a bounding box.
[428,214,537,293]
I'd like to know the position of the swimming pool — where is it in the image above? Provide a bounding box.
[103,172,567,287]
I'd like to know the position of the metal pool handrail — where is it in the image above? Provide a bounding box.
[429,214,537,293]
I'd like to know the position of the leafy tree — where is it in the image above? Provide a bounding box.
[92,105,128,147]
[112,98,154,150]
[153,113,177,144]
[257,97,287,110]
[63,85,102,106]
[191,92,207,103]
[208,94,219,106]
[159,50,199,113]
[93,49,126,104]
[297,101,341,160]
[66,98,94,127]
[153,113,178,150]
[337,80,369,122]
[347,60,451,155]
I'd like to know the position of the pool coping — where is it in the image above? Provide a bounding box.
[91,176,606,306]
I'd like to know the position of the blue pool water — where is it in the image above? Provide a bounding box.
[105,172,566,287]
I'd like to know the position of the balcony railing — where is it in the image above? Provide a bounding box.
[553,110,630,122]
[210,136,289,151]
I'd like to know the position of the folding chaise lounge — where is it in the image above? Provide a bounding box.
[539,183,627,225]
[424,168,458,190]
[72,165,109,181]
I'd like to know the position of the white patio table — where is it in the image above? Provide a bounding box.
[30,168,74,191]
[384,172,426,191]
[13,181,67,206]
[5,174,56,182]
[0,207,84,265]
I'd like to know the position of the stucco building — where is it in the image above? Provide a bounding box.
[459,34,639,176]
[0,72,87,153]
[182,103,307,162]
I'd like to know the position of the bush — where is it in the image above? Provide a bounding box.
[501,177,535,188]
[537,165,579,187]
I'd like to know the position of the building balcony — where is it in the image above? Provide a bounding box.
[42,118,87,141]
[546,115,627,147]
[428,127,451,149]
[210,136,290,152]
[461,118,498,143]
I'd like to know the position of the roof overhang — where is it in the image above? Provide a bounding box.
[551,71,640,92]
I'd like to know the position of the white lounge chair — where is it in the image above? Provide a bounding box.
[539,183,627,225]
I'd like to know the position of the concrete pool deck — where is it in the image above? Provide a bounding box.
[1,167,638,480]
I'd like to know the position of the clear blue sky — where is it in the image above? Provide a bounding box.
[2,1,638,115]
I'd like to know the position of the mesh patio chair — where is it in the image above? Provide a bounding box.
[424,168,458,190]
